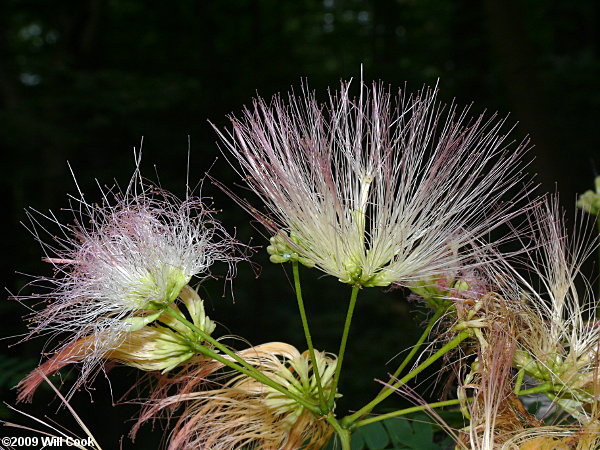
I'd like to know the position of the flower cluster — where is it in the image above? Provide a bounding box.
[18,164,240,397]
[511,202,600,413]
[214,80,531,287]
[11,78,600,450]
[450,198,600,448]
[17,286,216,401]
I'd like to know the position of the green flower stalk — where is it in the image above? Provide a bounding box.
[109,285,216,372]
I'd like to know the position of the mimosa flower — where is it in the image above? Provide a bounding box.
[505,199,600,419]
[134,342,337,450]
[18,162,240,395]
[213,79,532,287]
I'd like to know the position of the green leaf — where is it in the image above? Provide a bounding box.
[434,409,465,428]
[359,422,390,450]
[410,416,433,442]
[381,415,438,450]
[325,432,365,450]
[383,418,412,445]
[350,431,365,450]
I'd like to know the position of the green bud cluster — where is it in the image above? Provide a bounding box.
[129,266,191,309]
[267,231,315,268]
[513,349,592,403]
[408,277,467,309]
[338,260,363,285]
[115,286,217,373]
[338,258,391,287]
[577,175,600,215]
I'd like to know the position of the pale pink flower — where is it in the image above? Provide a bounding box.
[213,79,532,287]
[17,160,240,396]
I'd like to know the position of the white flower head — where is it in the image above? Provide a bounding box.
[18,155,240,392]
[213,79,532,287]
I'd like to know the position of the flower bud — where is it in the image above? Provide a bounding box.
[266,231,315,268]
[111,288,216,373]
[109,326,196,373]
[577,175,600,215]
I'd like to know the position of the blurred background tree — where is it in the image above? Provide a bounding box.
[1,0,598,447]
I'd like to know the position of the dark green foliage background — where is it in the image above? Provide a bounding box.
[0,1,598,448]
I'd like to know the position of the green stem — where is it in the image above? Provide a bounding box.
[327,416,351,450]
[514,368,525,394]
[354,398,463,428]
[292,261,326,411]
[515,383,552,396]
[546,392,583,418]
[379,308,446,395]
[355,382,554,428]
[163,306,319,414]
[342,330,471,427]
[329,285,361,407]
